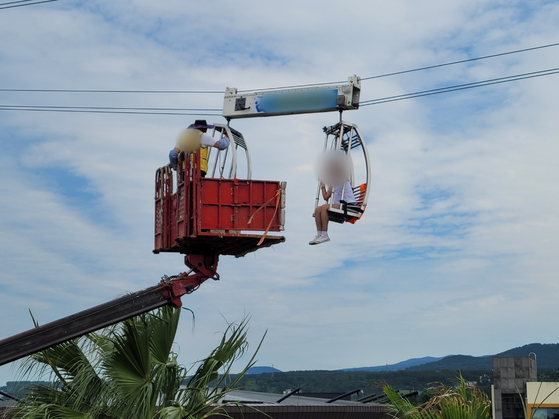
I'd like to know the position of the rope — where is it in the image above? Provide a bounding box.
[247,189,282,246]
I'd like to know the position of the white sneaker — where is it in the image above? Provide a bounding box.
[314,235,330,244]
[309,235,321,245]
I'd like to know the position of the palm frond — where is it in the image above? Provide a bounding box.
[175,318,261,419]
[12,306,260,419]
[384,375,490,419]
[383,383,426,419]
[149,306,181,365]
[13,402,95,419]
[102,307,187,419]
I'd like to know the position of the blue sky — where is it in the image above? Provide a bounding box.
[1,0,559,385]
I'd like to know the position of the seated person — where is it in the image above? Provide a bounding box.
[310,180,355,245]
[169,119,230,177]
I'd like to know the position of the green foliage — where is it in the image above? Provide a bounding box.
[0,381,51,400]
[159,319,263,419]
[383,375,491,419]
[10,308,258,419]
[536,368,559,382]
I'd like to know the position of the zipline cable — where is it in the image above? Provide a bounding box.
[2,42,558,94]
[0,0,34,7]
[0,88,224,94]
[2,66,559,115]
[361,42,559,81]
[3,67,558,114]
[359,67,559,106]
[0,104,222,112]
[0,106,221,116]
[232,42,559,91]
[0,0,58,10]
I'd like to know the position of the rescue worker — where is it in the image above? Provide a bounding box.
[169,120,230,177]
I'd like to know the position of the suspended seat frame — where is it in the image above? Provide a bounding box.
[316,119,371,224]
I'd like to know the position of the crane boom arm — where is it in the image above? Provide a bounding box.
[0,254,219,367]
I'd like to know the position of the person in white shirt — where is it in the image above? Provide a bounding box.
[310,180,355,245]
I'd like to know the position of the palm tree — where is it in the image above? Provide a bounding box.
[383,375,491,419]
[11,307,260,419]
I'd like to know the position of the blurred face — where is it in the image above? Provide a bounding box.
[330,163,344,180]
[316,150,351,187]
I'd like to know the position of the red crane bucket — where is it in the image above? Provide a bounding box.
[154,151,286,258]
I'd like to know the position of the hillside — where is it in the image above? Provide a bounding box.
[235,343,559,395]
[342,356,443,372]
[246,366,282,374]
[497,343,559,369]
[408,343,559,371]
[408,355,492,371]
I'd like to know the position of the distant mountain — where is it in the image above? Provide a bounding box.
[244,344,559,379]
[230,344,559,395]
[496,343,559,368]
[246,366,282,374]
[407,343,559,371]
[407,354,492,371]
[341,356,444,372]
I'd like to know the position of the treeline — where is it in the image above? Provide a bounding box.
[234,369,493,396]
[7,368,559,401]
[0,381,51,399]
[537,368,559,382]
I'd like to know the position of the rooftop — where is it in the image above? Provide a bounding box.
[215,390,388,419]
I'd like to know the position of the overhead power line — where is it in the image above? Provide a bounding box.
[0,105,221,112]
[359,67,559,106]
[361,42,559,81]
[0,88,224,94]
[0,0,58,10]
[0,108,221,116]
[1,43,558,115]
[0,0,33,7]
[235,41,559,91]
[1,41,558,94]
[0,104,222,116]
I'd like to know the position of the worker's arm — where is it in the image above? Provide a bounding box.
[201,132,230,150]
[213,136,230,150]
[321,183,332,201]
[169,146,180,169]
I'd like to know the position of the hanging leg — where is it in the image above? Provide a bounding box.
[320,206,329,233]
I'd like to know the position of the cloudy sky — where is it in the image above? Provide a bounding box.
[1,0,559,385]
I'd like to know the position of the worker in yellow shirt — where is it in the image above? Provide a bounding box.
[169,119,230,177]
